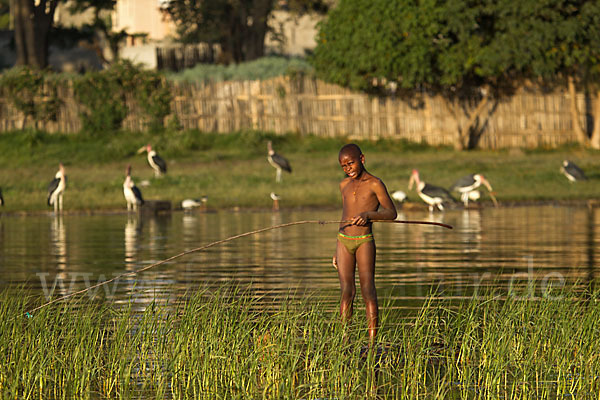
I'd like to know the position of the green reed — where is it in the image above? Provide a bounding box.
[2,287,600,399]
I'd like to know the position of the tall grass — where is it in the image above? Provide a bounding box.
[2,287,600,398]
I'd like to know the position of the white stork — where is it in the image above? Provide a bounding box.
[181,196,208,211]
[408,169,456,212]
[137,144,167,177]
[270,192,281,211]
[561,160,587,182]
[47,163,66,213]
[123,165,144,211]
[450,173,497,207]
[267,141,292,183]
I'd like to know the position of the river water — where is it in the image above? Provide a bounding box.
[1,205,598,312]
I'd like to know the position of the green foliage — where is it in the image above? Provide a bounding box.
[73,61,172,134]
[548,0,600,84]
[72,67,128,134]
[167,56,313,83]
[0,67,63,128]
[0,13,10,30]
[311,0,600,92]
[135,71,172,132]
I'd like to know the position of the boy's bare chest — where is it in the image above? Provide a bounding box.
[342,184,377,208]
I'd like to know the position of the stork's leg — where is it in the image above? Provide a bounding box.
[127,202,131,212]
[276,169,282,183]
[59,194,63,212]
[461,192,468,207]
[428,205,434,213]
[437,203,445,212]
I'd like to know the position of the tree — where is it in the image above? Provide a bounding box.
[13,0,61,68]
[311,0,600,149]
[11,0,123,69]
[67,0,129,65]
[164,0,330,64]
[164,0,274,63]
[547,1,600,148]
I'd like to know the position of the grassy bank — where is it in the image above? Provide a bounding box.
[0,129,598,212]
[2,287,600,398]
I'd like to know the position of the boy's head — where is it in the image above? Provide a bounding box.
[339,143,365,178]
[339,143,362,160]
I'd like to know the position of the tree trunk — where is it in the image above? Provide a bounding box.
[220,10,243,63]
[13,0,57,69]
[245,0,272,61]
[568,75,590,146]
[13,0,27,66]
[446,92,491,150]
[590,90,600,149]
[219,0,273,63]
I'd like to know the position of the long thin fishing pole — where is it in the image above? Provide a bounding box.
[24,219,452,316]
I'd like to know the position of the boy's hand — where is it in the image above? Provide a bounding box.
[332,256,338,270]
[352,212,370,226]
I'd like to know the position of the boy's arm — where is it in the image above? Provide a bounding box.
[353,179,397,225]
[371,179,397,220]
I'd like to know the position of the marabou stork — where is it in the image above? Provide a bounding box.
[408,169,456,212]
[270,192,281,211]
[561,160,588,182]
[467,190,481,202]
[181,196,208,211]
[267,141,292,183]
[0,187,3,206]
[137,144,167,177]
[451,173,498,207]
[47,163,66,213]
[123,165,144,211]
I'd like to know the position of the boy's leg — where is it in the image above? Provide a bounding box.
[336,240,356,322]
[355,240,378,344]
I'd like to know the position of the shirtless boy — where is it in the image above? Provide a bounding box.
[333,143,397,344]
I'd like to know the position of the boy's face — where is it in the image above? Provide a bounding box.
[339,151,365,179]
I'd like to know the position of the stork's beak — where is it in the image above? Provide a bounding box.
[137,145,147,154]
[481,177,493,192]
[481,177,499,207]
[408,173,415,190]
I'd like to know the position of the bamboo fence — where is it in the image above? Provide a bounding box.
[0,76,591,149]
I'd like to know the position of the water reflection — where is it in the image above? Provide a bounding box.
[129,215,177,309]
[124,215,142,266]
[586,206,597,292]
[0,206,599,310]
[50,215,68,297]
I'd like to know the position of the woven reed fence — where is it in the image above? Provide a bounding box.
[0,76,591,149]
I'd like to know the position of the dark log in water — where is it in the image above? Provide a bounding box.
[141,200,171,215]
